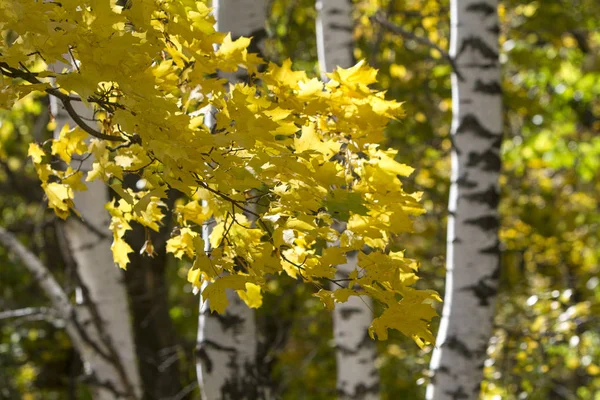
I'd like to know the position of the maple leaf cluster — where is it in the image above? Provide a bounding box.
[0,0,439,346]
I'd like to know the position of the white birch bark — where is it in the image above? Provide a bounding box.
[195,3,269,399]
[49,60,142,399]
[426,1,502,399]
[316,0,354,80]
[213,0,268,47]
[317,2,380,398]
[0,226,137,399]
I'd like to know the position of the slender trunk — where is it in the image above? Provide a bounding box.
[195,3,270,399]
[196,215,265,400]
[426,2,502,399]
[0,226,137,399]
[124,196,186,400]
[50,61,142,399]
[317,2,380,398]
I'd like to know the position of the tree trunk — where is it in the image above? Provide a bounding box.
[316,0,354,80]
[0,227,136,399]
[50,61,142,399]
[426,1,503,399]
[195,3,270,399]
[317,2,380,399]
[123,196,186,400]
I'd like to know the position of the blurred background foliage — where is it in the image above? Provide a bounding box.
[1,0,599,399]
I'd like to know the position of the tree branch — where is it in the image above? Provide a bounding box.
[0,226,135,398]
[0,307,63,326]
[370,12,463,80]
[0,62,126,142]
[0,226,77,323]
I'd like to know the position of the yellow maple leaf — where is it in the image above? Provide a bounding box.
[313,289,335,311]
[42,182,74,219]
[237,282,263,309]
[297,78,324,99]
[216,34,250,58]
[326,60,378,88]
[368,289,440,347]
[265,59,307,89]
[111,237,133,270]
[166,227,198,259]
[201,275,248,314]
[333,288,357,303]
[52,124,88,163]
[294,123,339,157]
[28,143,45,164]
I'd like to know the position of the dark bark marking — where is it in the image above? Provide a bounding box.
[479,240,500,255]
[443,335,473,358]
[430,364,451,386]
[466,3,496,17]
[195,346,213,374]
[246,28,267,54]
[487,24,501,35]
[464,185,500,208]
[491,262,501,280]
[339,307,363,320]
[196,339,238,354]
[457,36,499,61]
[336,330,376,356]
[212,312,246,332]
[456,114,501,140]
[474,79,502,95]
[460,278,498,306]
[445,385,469,400]
[218,357,272,400]
[455,173,478,189]
[466,149,501,172]
[464,215,499,232]
[195,338,241,375]
[337,382,380,399]
[328,23,354,33]
[460,62,498,69]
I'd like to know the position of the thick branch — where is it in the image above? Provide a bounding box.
[0,226,77,322]
[0,62,126,142]
[0,226,137,398]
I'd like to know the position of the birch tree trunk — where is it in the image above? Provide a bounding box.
[0,227,137,399]
[316,0,354,79]
[317,2,380,398]
[50,61,142,399]
[195,3,270,399]
[426,1,503,399]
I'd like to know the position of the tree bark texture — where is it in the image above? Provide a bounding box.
[195,3,270,399]
[427,1,503,399]
[50,61,142,399]
[317,3,380,398]
[316,0,354,80]
[123,200,187,400]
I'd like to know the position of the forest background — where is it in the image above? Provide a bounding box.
[0,0,599,399]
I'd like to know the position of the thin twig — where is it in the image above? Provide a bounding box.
[371,12,463,80]
[0,307,60,320]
